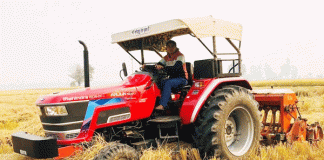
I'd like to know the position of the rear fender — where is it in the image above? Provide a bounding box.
[180,77,251,124]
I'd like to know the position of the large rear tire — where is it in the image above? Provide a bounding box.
[93,142,139,160]
[194,85,261,159]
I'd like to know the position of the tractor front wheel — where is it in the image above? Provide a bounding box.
[194,85,261,159]
[93,142,139,160]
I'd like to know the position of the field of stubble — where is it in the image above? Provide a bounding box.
[1,79,324,160]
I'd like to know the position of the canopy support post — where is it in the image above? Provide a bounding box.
[225,38,241,74]
[151,47,163,58]
[213,36,217,60]
[141,40,144,65]
[197,38,215,58]
[119,43,141,64]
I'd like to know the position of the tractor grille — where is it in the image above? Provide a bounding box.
[39,101,88,140]
[45,129,80,140]
[45,132,59,140]
[65,132,80,139]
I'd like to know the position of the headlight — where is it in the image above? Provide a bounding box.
[44,106,68,116]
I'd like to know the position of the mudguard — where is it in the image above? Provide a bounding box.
[180,77,251,124]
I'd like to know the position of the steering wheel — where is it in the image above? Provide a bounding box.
[141,65,168,86]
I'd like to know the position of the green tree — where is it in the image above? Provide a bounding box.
[69,64,94,86]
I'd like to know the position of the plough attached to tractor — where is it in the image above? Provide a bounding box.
[254,89,323,145]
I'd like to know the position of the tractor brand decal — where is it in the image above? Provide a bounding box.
[132,26,150,35]
[62,94,104,101]
[110,92,136,97]
[89,94,103,99]
[63,96,89,101]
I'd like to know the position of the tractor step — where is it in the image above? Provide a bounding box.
[148,116,181,152]
[131,139,156,150]
[149,116,181,123]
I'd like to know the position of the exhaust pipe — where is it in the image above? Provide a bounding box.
[79,41,90,88]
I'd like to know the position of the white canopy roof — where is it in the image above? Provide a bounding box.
[111,16,242,44]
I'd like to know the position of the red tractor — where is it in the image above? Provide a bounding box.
[11,16,322,160]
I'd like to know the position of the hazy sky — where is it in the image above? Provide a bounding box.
[1,0,324,90]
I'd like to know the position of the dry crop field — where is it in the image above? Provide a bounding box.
[1,79,324,160]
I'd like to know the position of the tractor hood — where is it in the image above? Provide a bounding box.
[36,73,153,105]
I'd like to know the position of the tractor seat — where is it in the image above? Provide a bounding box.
[185,62,193,86]
[171,62,193,94]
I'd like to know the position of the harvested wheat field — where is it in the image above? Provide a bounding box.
[1,80,324,160]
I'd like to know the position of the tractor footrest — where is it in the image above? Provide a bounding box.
[12,132,58,159]
[149,116,181,124]
[131,139,156,150]
[148,116,181,136]
[148,116,181,152]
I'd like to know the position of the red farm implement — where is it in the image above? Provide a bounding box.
[254,89,323,144]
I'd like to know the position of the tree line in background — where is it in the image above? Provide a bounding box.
[68,58,324,87]
[242,58,324,81]
[69,64,94,87]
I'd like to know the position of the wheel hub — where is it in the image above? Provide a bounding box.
[226,126,232,135]
[225,117,236,146]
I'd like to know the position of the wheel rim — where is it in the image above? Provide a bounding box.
[225,106,254,156]
[225,116,237,146]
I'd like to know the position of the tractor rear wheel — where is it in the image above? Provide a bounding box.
[194,85,261,159]
[93,142,139,160]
